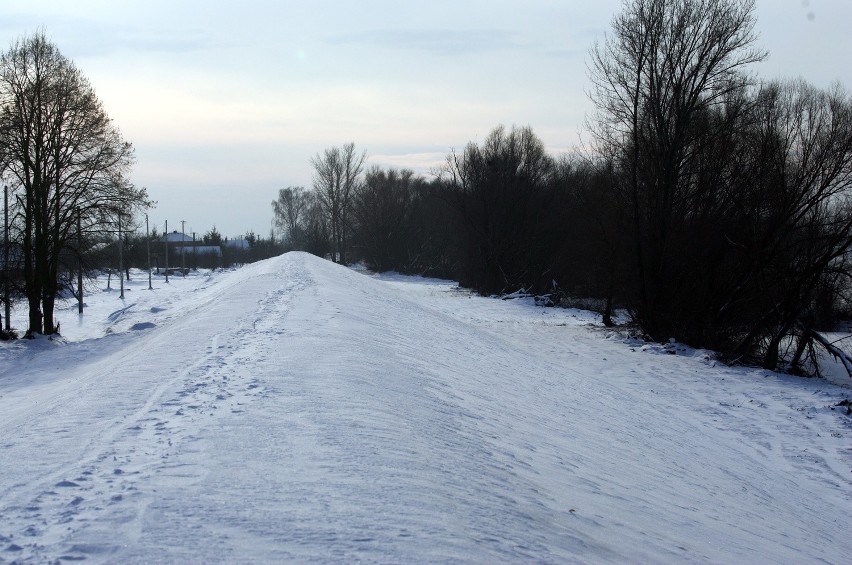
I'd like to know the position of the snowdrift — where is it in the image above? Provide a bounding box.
[0,252,850,563]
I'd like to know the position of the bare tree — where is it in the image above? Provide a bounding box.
[729,80,852,368]
[549,155,630,327]
[302,191,332,258]
[587,0,765,339]
[351,167,421,272]
[0,31,148,335]
[310,143,365,263]
[271,186,310,250]
[439,125,556,294]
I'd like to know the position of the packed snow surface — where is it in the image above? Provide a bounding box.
[0,252,850,563]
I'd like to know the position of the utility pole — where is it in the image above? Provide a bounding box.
[77,208,83,314]
[3,184,9,332]
[164,219,169,283]
[118,214,124,299]
[180,219,186,274]
[146,213,152,290]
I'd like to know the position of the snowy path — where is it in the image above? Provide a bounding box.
[0,252,850,563]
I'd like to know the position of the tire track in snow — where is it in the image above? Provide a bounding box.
[0,258,304,562]
[0,334,239,560]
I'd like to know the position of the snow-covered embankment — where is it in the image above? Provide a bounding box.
[0,252,849,563]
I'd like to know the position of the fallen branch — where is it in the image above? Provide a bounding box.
[809,329,852,379]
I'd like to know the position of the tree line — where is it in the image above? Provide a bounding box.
[275,0,852,375]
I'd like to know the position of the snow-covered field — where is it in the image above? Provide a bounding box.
[0,252,850,563]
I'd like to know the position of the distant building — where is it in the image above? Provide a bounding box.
[161,231,194,244]
[224,238,250,250]
[159,231,222,268]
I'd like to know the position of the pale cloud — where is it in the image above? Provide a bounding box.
[3,0,851,237]
[367,152,448,176]
[327,29,520,56]
[93,64,525,151]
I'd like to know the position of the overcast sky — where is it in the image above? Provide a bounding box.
[3,0,851,238]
